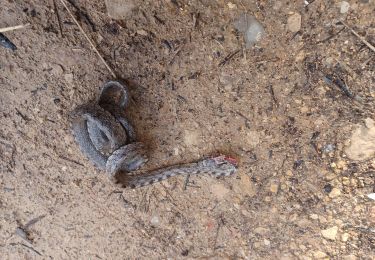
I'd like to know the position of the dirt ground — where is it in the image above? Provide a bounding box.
[1,0,374,259]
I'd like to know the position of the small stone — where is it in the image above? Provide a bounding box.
[321,226,338,240]
[263,239,271,246]
[313,251,327,259]
[342,255,357,260]
[342,177,350,186]
[51,63,64,76]
[270,183,279,193]
[336,160,347,169]
[324,183,333,193]
[150,215,160,226]
[341,232,350,242]
[234,14,265,48]
[105,0,135,19]
[329,187,341,198]
[287,13,302,32]
[64,73,74,84]
[367,193,375,200]
[254,227,269,235]
[227,2,236,9]
[310,214,319,220]
[136,29,148,36]
[340,1,350,13]
[345,118,375,161]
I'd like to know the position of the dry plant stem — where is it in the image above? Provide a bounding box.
[0,23,30,33]
[59,0,116,78]
[340,21,375,53]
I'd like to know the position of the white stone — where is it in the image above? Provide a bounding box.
[329,187,341,198]
[105,0,135,19]
[340,1,350,14]
[321,226,338,240]
[287,13,302,32]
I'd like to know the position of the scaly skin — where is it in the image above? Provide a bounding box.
[71,81,238,188]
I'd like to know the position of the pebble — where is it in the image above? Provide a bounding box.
[254,227,269,235]
[341,232,350,242]
[340,1,350,13]
[367,193,375,200]
[136,29,148,36]
[227,2,236,9]
[313,250,327,259]
[321,226,338,240]
[150,215,160,226]
[270,183,279,193]
[105,0,135,19]
[310,214,319,220]
[64,73,74,84]
[51,63,64,76]
[234,14,265,48]
[263,239,271,246]
[345,118,375,161]
[329,187,341,198]
[287,13,302,32]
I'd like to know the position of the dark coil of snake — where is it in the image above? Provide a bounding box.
[70,81,238,188]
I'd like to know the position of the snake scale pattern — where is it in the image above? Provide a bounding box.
[70,81,238,188]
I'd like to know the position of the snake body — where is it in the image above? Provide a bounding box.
[71,81,238,188]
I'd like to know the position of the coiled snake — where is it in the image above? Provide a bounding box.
[70,81,238,188]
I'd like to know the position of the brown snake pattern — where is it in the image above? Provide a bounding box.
[70,81,238,188]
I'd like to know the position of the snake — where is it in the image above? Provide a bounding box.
[70,81,238,188]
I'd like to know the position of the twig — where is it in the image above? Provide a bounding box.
[0,23,30,33]
[268,85,279,107]
[52,0,64,37]
[10,243,42,256]
[219,49,240,67]
[24,215,46,229]
[59,0,116,78]
[339,21,375,53]
[183,174,190,190]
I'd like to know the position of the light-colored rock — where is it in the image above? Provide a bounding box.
[227,2,237,9]
[64,73,74,83]
[254,226,269,235]
[270,183,279,193]
[340,1,350,13]
[313,250,327,259]
[287,13,302,32]
[105,0,135,19]
[329,187,341,198]
[321,226,338,240]
[235,174,256,197]
[51,63,64,76]
[136,29,148,36]
[345,118,375,160]
[150,215,160,226]
[341,232,350,242]
[234,14,265,48]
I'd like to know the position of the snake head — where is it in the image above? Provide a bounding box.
[199,155,238,177]
[211,155,239,168]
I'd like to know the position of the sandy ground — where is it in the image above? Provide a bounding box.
[0,0,374,259]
